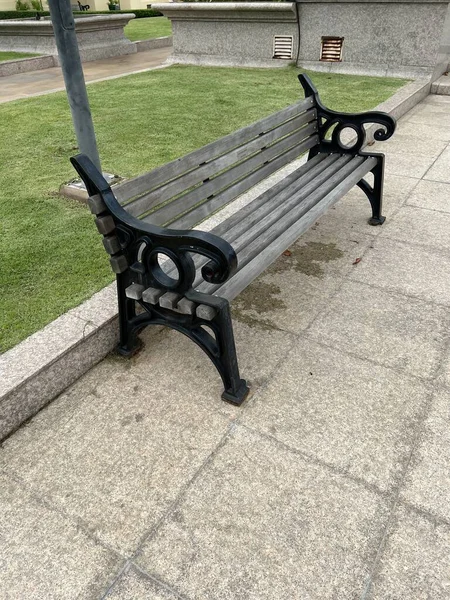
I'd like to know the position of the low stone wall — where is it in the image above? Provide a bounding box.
[0,13,137,63]
[153,0,450,79]
[152,2,299,68]
[135,35,173,52]
[0,54,56,76]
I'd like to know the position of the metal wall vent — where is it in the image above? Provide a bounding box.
[273,35,294,60]
[320,36,344,62]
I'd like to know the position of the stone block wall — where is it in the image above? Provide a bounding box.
[154,0,450,79]
[297,0,450,79]
[152,2,299,68]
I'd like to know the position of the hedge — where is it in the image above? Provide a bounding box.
[0,8,161,19]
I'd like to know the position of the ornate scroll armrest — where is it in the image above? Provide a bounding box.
[299,74,396,153]
[70,154,237,293]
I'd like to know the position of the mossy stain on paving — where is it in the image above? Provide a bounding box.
[232,281,286,330]
[273,242,344,278]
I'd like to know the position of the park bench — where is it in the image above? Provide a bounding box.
[71,74,395,405]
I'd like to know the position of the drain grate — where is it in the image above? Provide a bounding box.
[320,36,344,62]
[273,35,294,60]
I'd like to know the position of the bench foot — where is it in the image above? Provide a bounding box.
[368,215,386,226]
[117,337,144,358]
[222,380,250,406]
[358,154,386,227]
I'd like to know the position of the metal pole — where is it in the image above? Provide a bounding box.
[47,0,101,172]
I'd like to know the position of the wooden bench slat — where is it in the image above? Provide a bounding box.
[113,97,315,204]
[148,125,318,228]
[215,154,340,244]
[126,111,317,220]
[177,154,344,288]
[210,153,329,239]
[228,156,356,264]
[166,135,319,231]
[224,155,354,258]
[210,157,378,301]
[163,154,330,286]
[187,154,355,292]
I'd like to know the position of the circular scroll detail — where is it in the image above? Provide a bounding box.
[334,124,365,152]
[148,249,181,289]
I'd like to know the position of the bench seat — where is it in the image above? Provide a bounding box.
[71,74,396,405]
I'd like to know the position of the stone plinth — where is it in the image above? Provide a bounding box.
[154,0,450,79]
[296,0,450,79]
[151,2,299,68]
[0,14,137,63]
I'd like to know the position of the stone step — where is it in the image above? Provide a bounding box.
[431,74,450,95]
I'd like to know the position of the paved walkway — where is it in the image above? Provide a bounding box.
[1,94,450,600]
[0,47,171,103]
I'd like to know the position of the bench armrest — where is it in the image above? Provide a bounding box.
[71,154,237,293]
[299,74,396,154]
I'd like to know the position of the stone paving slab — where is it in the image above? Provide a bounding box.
[307,280,449,380]
[374,132,448,157]
[0,473,121,600]
[438,345,450,389]
[367,504,450,600]
[396,120,450,141]
[230,229,374,335]
[0,320,295,557]
[403,104,450,127]
[133,319,296,397]
[406,179,450,213]
[136,426,390,600]
[350,237,450,307]
[241,339,428,492]
[424,146,450,183]
[0,375,231,557]
[383,151,440,179]
[105,565,182,599]
[405,102,450,117]
[399,388,450,522]
[379,205,450,252]
[0,47,172,103]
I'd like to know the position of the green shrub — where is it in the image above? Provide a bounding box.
[0,10,47,17]
[15,0,30,10]
[73,8,162,17]
[0,8,161,18]
[30,0,44,9]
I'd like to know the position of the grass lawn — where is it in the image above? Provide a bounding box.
[124,16,172,42]
[0,51,40,62]
[0,66,408,352]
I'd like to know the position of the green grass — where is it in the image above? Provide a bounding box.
[0,66,407,352]
[0,51,40,62]
[124,16,172,42]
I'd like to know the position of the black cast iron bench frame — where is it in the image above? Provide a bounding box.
[71,74,396,405]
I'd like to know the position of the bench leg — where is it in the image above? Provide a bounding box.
[212,301,250,405]
[114,284,249,405]
[116,276,143,357]
[357,155,386,226]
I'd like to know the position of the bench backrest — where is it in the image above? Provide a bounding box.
[113,96,319,230]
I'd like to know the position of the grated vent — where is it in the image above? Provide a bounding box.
[320,37,344,62]
[273,35,294,60]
